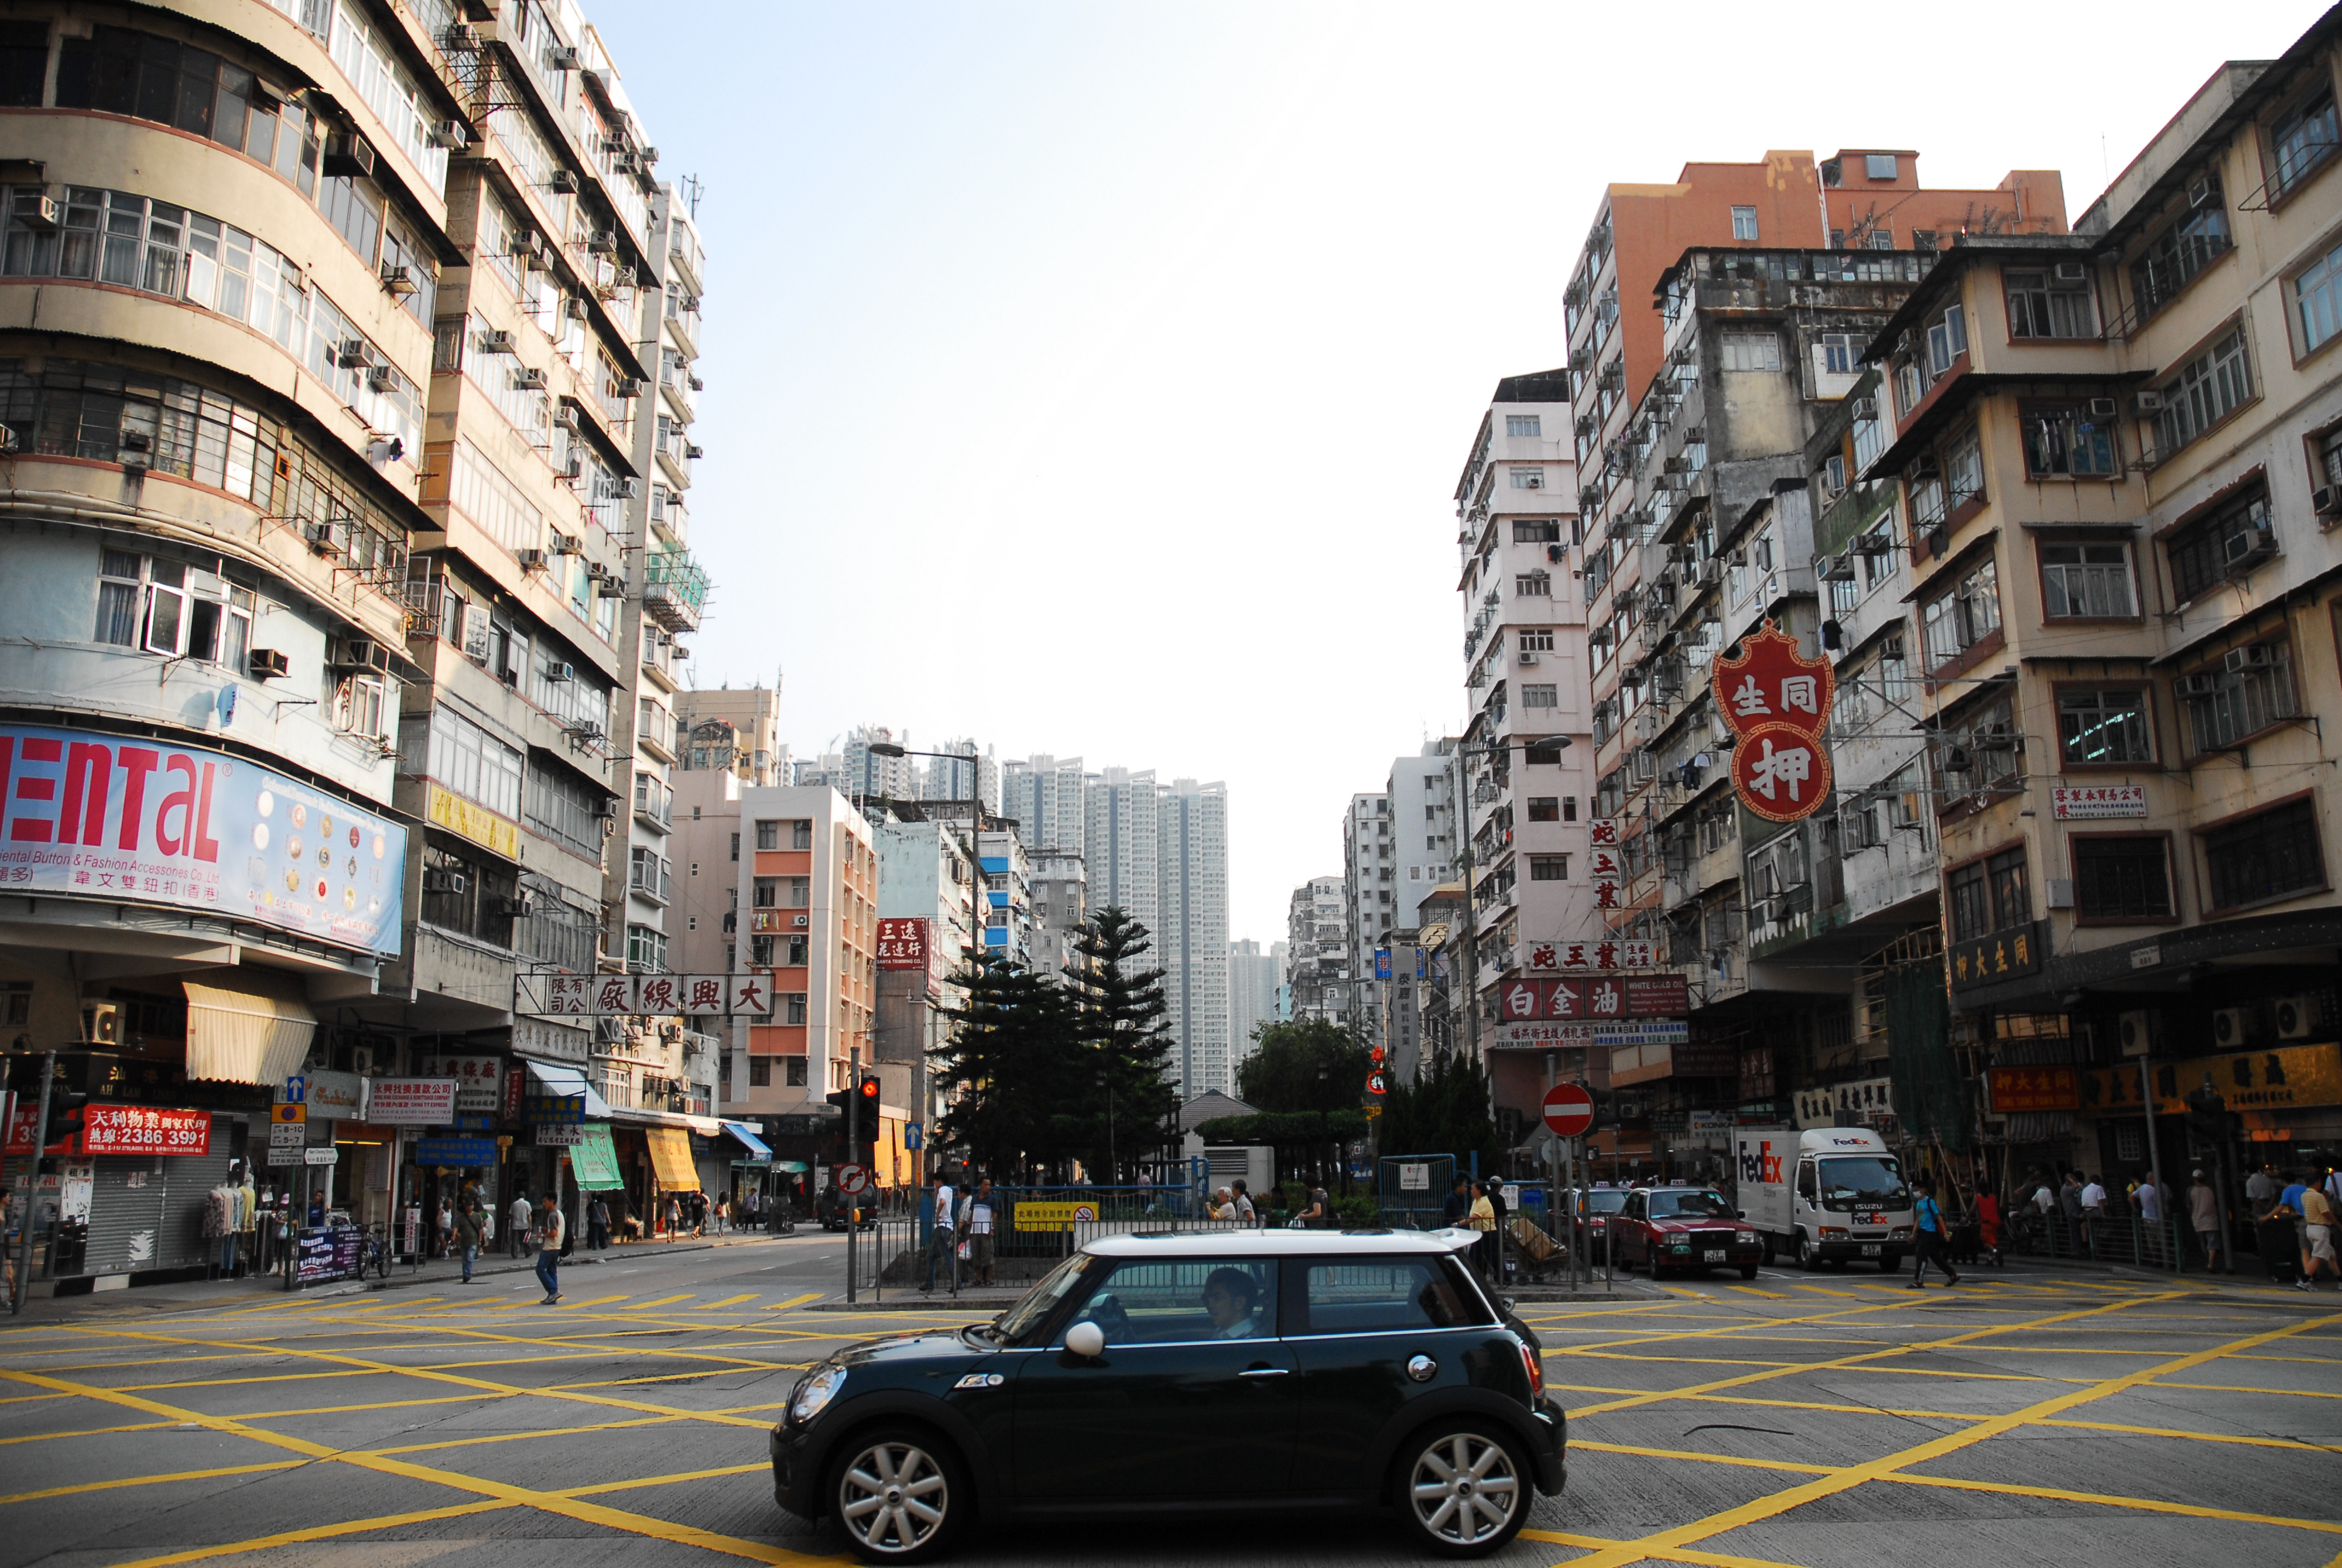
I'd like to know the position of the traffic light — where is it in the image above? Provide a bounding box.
[858,1074,881,1106]
[826,1077,884,1112]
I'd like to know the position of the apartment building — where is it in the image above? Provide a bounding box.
[675,684,783,786]
[918,740,997,809]
[1341,792,1391,1047]
[1084,766,1159,936]
[1028,849,1088,983]
[1452,371,1593,1126]
[1002,754,1088,854]
[1285,875,1347,1023]
[1157,778,1230,1096]
[872,807,978,1151]
[1852,14,2342,1172]
[1228,937,1282,1057]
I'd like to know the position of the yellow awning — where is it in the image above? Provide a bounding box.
[183,975,317,1086]
[645,1126,700,1192]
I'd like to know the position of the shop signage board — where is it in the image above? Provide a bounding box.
[0,723,406,954]
[571,1124,625,1190]
[81,1105,210,1156]
[1986,1066,2078,1114]
[513,973,774,1018]
[304,1070,365,1118]
[426,783,521,860]
[535,1124,583,1146]
[424,1055,505,1114]
[2084,1042,2342,1118]
[295,1225,364,1285]
[875,918,929,971]
[2051,785,2148,820]
[1495,977,1688,1022]
[1587,820,1622,913]
[523,1086,584,1125]
[1525,937,1656,971]
[367,1079,458,1125]
[1949,920,2045,992]
[511,1018,591,1064]
[1491,1019,1690,1047]
[1713,621,1836,825]
[416,1135,498,1168]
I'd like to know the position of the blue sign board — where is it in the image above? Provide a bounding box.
[524,1088,584,1125]
[416,1136,498,1168]
[905,1122,923,1150]
[1375,949,1392,980]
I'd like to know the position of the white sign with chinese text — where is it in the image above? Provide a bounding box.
[515,973,771,1018]
[2050,785,2148,820]
[1525,938,1656,972]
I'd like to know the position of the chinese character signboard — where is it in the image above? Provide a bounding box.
[424,1056,504,1114]
[1495,978,1686,1022]
[2084,1043,2342,1118]
[515,973,763,1017]
[366,1079,460,1125]
[2050,785,2148,820]
[876,918,929,972]
[1586,819,1623,912]
[1949,920,2046,993]
[1713,622,1835,826]
[1986,1066,2078,1114]
[1525,936,1655,971]
[0,723,406,954]
[80,1105,211,1155]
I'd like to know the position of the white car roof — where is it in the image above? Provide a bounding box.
[1083,1228,1477,1259]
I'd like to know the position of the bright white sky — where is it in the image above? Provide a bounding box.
[590,0,2326,946]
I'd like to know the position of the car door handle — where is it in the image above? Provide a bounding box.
[1238,1367,1289,1378]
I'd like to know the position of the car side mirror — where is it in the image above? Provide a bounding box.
[1064,1320,1105,1359]
[1736,1208,1746,1218]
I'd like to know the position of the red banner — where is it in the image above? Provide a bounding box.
[1497,977,1688,1022]
[81,1104,211,1156]
[1714,621,1836,826]
[876,917,930,972]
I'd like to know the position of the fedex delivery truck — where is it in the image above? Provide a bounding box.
[1733,1126,1915,1271]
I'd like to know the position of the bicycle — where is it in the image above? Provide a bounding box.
[362,1224,393,1281]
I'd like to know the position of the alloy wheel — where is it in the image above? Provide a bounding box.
[1409,1430,1522,1546]
[837,1440,950,1556]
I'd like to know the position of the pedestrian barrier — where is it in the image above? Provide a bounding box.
[2002,1210,2188,1269]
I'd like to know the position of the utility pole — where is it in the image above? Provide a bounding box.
[10,1050,56,1316]
[845,1043,860,1304]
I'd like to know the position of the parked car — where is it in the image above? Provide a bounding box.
[1610,1185,1765,1280]
[1566,1187,1629,1261]
[769,1228,1567,1561]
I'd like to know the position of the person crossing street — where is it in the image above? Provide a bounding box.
[922,1169,957,1294]
[534,1192,565,1305]
[1909,1175,1961,1288]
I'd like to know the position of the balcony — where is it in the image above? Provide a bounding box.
[643,550,709,632]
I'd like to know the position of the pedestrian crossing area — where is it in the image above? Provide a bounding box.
[380,1286,834,1315]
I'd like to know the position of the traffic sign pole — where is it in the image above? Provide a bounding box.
[845,1046,860,1305]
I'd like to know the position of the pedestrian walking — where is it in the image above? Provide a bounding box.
[2188,1170,2225,1272]
[2247,1163,2279,1216]
[2299,1177,2338,1291]
[453,1200,481,1283]
[922,1169,957,1294]
[534,1192,565,1305]
[1231,1180,1256,1225]
[1467,1180,1498,1281]
[963,1178,996,1286]
[508,1192,532,1259]
[1909,1176,1961,1288]
[2135,1176,2165,1264]
[1975,1189,2003,1267]
[436,1198,454,1258]
[588,1195,611,1251]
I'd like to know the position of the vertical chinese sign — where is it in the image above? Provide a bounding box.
[1714,620,1836,825]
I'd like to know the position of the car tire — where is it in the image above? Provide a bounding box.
[1879,1255,1899,1272]
[1796,1233,1819,1272]
[1739,1264,1759,1280]
[826,1424,969,1564]
[1392,1419,1533,1557]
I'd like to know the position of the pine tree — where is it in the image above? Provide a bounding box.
[1068,906,1179,1182]
[931,949,1086,1182]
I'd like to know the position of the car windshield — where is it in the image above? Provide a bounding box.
[1819,1156,1908,1209]
[1577,1190,1628,1215]
[995,1253,1095,1342]
[1647,1189,1735,1219]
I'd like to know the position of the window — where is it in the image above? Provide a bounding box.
[1944,429,1984,508]
[2057,689,2152,765]
[1298,1257,1487,1334]
[1521,683,1558,708]
[1817,334,1858,378]
[1563,796,1578,822]
[2005,268,2097,338]
[783,992,809,1025]
[2021,405,2120,478]
[793,819,814,849]
[2268,90,2339,197]
[2155,328,2252,455]
[729,831,740,862]
[1867,230,1896,251]
[1527,797,1560,822]
[1513,519,1560,544]
[2203,799,2323,912]
[748,1056,771,1088]
[750,934,775,967]
[2295,239,2342,354]
[628,846,672,904]
[1926,305,1969,377]
[785,935,809,967]
[755,819,779,851]
[1921,556,2001,670]
[625,924,666,970]
[2167,487,2273,604]
[2130,176,2231,319]
[1721,331,1782,372]
[2183,639,2299,752]
[787,876,810,907]
[1865,153,1899,180]
[1731,206,1758,241]
[1978,847,2029,934]
[2074,837,2172,921]
[425,706,523,820]
[1509,468,1543,489]
[1530,855,1569,881]
[1506,414,1541,437]
[2,359,282,505]
[752,877,778,909]
[1519,629,1555,653]
[1066,1258,1278,1346]
[333,673,387,741]
[1514,571,1550,595]
[2040,542,2135,618]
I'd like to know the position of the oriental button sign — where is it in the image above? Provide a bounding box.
[1713,619,1835,825]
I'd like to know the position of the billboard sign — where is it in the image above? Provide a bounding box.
[515,973,772,1017]
[1713,621,1836,826]
[0,723,405,954]
[366,1079,458,1125]
[876,918,929,972]
[80,1105,211,1156]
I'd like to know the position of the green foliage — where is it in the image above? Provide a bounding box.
[1375,1050,1501,1173]
[930,950,1087,1180]
[1331,1194,1381,1224]
[1067,906,1180,1180]
[1236,1019,1374,1113]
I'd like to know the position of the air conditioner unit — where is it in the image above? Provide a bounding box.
[322,133,376,179]
[334,337,371,369]
[1912,454,1940,479]
[2134,389,2165,413]
[2176,672,2218,697]
[617,477,641,499]
[563,295,590,321]
[792,914,809,928]
[331,638,388,673]
[2088,396,2120,419]
[2046,878,2075,909]
[16,193,60,231]
[549,532,583,554]
[378,262,419,298]
[2118,1009,2155,1057]
[248,648,291,680]
[1518,651,1539,666]
[2276,994,2323,1040]
[515,548,547,570]
[1851,398,1877,421]
[365,367,396,393]
[2211,1007,2248,1049]
[2224,525,2275,567]
[348,1045,376,1076]
[545,660,575,683]
[549,169,579,194]
[592,796,619,819]
[1821,552,1857,581]
[2187,173,2217,209]
[477,328,515,353]
[439,22,478,50]
[559,451,585,480]
[511,367,547,391]
[587,230,618,254]
[1698,559,1721,586]
[422,869,467,895]
[684,443,706,460]
[427,118,468,149]
[548,44,581,69]
[2053,261,2088,282]
[2224,644,2274,673]
[1854,533,1893,556]
[80,1000,121,1046]
[2314,485,2342,518]
[492,893,535,918]
[304,519,350,554]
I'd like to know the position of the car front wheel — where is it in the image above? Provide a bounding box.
[1796,1233,1819,1271]
[828,1427,968,1564]
[1395,1421,1530,1557]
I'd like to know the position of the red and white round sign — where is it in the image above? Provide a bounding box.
[836,1163,871,1196]
[1541,1083,1595,1139]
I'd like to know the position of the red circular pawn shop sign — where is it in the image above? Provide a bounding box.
[1730,722,1834,826]
[1541,1083,1594,1139]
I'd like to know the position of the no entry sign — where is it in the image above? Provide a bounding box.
[1541,1083,1594,1139]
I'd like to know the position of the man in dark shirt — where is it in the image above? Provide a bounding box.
[1442,1177,1471,1228]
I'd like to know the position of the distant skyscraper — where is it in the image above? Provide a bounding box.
[1084,768,1159,939]
[1002,755,1087,853]
[1158,779,1229,1098]
[1229,938,1282,1062]
[919,739,998,809]
[842,725,916,802]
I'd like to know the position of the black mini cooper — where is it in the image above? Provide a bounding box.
[771,1229,1566,1561]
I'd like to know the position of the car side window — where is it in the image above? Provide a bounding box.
[1622,1192,1643,1221]
[1299,1257,1494,1334]
[1069,1258,1276,1345]
[1796,1162,1818,1201]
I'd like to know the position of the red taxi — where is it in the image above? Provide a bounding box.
[1611,1185,1764,1280]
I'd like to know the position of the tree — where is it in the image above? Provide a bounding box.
[1376,1049,1501,1176]
[1237,1019,1374,1114]
[1067,907,1179,1182]
[931,950,1087,1182]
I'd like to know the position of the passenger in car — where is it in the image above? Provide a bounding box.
[1202,1266,1260,1338]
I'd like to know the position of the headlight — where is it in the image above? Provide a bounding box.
[1736,1231,1758,1245]
[1889,1226,1913,1240]
[790,1365,847,1425]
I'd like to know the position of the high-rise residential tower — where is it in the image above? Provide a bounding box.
[1157,779,1229,1097]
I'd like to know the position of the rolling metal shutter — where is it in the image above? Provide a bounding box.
[75,1117,239,1276]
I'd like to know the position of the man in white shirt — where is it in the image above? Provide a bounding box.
[509,1193,533,1259]
[961,1179,997,1287]
[2080,1175,2108,1257]
[922,1171,957,1294]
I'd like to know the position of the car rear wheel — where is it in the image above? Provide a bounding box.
[1395,1421,1530,1557]
[828,1426,967,1564]
[1738,1264,1759,1280]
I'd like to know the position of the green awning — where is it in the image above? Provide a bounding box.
[571,1124,625,1191]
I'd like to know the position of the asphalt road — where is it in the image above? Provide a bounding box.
[2,1238,2338,1567]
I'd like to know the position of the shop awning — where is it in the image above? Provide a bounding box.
[722,1121,773,1161]
[183,976,317,1086]
[645,1126,700,1192]
[525,1060,614,1119]
[571,1124,625,1191]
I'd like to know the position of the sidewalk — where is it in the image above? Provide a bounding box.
[7,1230,789,1320]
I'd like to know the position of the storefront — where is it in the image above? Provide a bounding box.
[718,1121,772,1206]
[5,1102,245,1289]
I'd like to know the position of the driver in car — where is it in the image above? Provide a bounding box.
[1202,1267,1259,1338]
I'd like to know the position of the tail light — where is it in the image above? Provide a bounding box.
[1518,1338,1543,1396]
